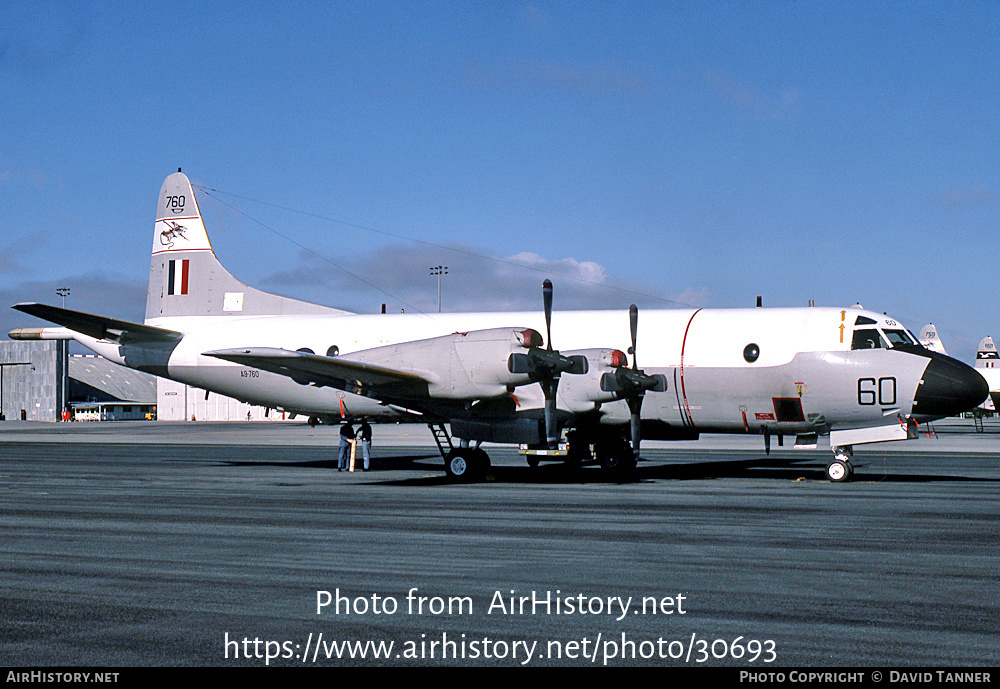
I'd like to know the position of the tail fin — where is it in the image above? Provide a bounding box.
[145,171,350,321]
[976,336,998,369]
[918,324,948,354]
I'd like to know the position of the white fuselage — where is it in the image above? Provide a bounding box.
[73,304,931,442]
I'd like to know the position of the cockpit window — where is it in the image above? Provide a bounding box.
[854,316,878,326]
[852,329,888,350]
[852,327,918,350]
[883,329,917,347]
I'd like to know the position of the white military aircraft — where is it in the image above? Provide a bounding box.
[10,172,988,482]
[974,336,1000,412]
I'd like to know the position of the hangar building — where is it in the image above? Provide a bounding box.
[0,341,67,421]
[1,340,285,422]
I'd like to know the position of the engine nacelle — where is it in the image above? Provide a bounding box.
[555,348,634,413]
[351,327,540,399]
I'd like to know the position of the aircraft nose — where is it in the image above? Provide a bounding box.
[912,353,989,420]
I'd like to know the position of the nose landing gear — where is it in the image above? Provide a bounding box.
[826,446,854,482]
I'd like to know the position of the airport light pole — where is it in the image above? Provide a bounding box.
[54,288,70,420]
[430,266,448,313]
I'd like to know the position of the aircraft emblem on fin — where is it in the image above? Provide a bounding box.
[159,221,188,249]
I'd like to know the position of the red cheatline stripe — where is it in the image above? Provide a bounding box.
[679,309,702,427]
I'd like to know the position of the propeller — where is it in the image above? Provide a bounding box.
[601,304,667,458]
[539,279,558,448]
[508,279,588,447]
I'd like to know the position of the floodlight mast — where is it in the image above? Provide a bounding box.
[430,266,448,312]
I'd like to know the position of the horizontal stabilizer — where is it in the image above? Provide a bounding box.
[204,347,428,395]
[12,303,183,344]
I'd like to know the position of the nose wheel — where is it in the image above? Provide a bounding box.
[826,446,854,482]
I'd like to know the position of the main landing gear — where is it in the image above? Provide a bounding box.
[522,429,637,479]
[826,446,854,482]
[444,447,490,481]
[594,431,637,477]
[429,423,490,482]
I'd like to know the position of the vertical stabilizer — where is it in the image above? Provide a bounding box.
[975,336,998,369]
[918,324,947,355]
[153,172,213,256]
[975,336,1000,412]
[145,171,350,321]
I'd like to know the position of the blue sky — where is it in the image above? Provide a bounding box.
[1,1,997,361]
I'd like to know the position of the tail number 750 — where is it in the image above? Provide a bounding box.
[858,377,896,406]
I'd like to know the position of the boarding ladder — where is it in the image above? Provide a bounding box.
[427,423,454,459]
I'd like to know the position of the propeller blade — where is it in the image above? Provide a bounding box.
[543,279,553,351]
[532,280,585,447]
[629,304,638,369]
[628,305,646,457]
[542,280,558,446]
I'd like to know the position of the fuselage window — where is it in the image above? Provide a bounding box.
[852,329,887,350]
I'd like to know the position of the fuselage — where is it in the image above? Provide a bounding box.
[69,303,971,443]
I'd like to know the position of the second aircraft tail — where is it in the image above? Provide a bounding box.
[918,324,948,354]
[975,336,998,369]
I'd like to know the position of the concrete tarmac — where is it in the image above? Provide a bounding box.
[2,419,998,667]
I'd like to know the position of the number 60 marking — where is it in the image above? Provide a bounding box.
[858,377,896,405]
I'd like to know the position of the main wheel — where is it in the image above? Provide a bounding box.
[445,450,470,480]
[597,434,636,477]
[444,449,488,481]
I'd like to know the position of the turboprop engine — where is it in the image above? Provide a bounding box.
[349,326,543,399]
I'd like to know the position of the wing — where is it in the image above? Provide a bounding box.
[205,327,551,407]
[204,347,430,399]
[13,302,182,344]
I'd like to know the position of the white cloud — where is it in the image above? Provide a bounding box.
[262,241,696,315]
